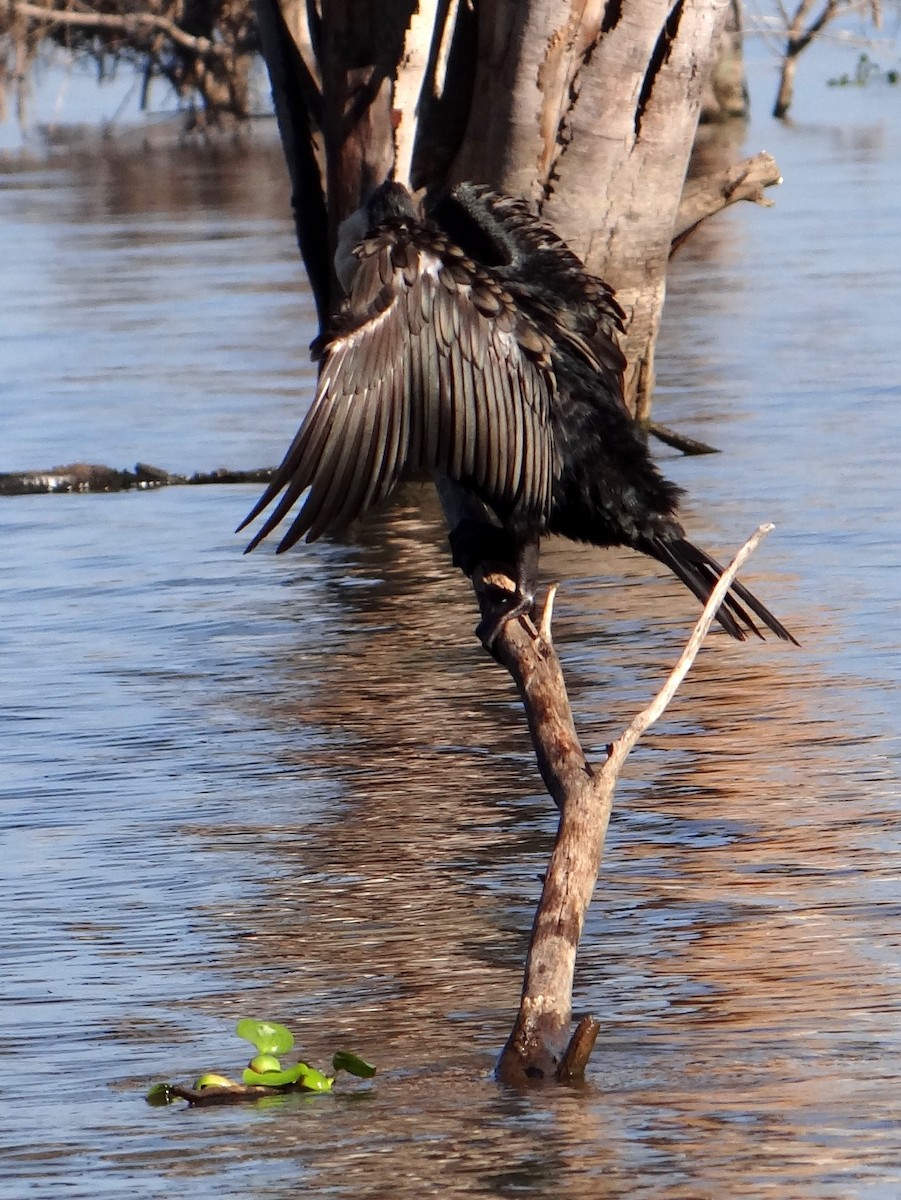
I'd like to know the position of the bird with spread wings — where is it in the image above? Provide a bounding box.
[239,181,795,648]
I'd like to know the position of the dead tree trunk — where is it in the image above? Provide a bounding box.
[770,0,886,120]
[698,0,749,124]
[252,0,783,1083]
[486,527,774,1083]
[451,0,731,417]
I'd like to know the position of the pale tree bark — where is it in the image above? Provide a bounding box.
[698,0,748,123]
[257,0,779,358]
[672,149,781,250]
[449,0,735,417]
[492,526,774,1082]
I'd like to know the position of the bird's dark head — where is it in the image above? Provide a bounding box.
[365,180,421,225]
[335,181,423,294]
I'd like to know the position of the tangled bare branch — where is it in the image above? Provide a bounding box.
[2,0,258,125]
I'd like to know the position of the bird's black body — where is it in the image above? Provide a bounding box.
[240,181,795,646]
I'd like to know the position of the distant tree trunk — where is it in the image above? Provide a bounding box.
[698,0,749,124]
[770,0,878,120]
[5,0,259,124]
[773,50,801,120]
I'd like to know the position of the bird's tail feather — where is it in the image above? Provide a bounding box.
[645,535,798,645]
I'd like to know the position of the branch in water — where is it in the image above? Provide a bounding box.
[646,421,720,456]
[672,152,782,255]
[484,525,775,1085]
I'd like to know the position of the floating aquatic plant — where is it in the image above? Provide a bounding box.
[828,53,899,89]
[146,1019,375,1106]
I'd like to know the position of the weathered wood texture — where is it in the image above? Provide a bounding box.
[698,0,748,123]
[450,0,732,417]
[672,150,781,251]
[479,527,774,1083]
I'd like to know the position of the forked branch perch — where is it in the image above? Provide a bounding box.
[485,524,775,1085]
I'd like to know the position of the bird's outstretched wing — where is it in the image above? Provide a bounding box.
[240,218,559,553]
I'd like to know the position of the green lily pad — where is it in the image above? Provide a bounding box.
[332,1051,376,1079]
[235,1019,294,1057]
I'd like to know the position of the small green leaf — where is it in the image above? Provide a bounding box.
[242,1063,309,1088]
[146,1083,175,1106]
[195,1073,241,1090]
[332,1051,376,1079]
[295,1066,334,1093]
[235,1019,294,1056]
[249,1054,282,1074]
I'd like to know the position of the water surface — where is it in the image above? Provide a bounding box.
[1,56,899,1199]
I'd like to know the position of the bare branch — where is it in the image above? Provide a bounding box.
[492,524,776,1083]
[646,421,720,456]
[672,152,782,252]
[538,584,558,644]
[608,524,775,769]
[477,570,590,814]
[11,1,217,56]
[791,0,841,55]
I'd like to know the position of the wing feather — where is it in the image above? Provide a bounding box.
[276,391,356,548]
[448,339,473,478]
[240,214,558,551]
[506,340,526,501]
[381,364,409,503]
[484,346,510,499]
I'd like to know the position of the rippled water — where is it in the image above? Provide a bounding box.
[2,55,900,1199]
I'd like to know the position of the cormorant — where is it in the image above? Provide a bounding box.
[239,181,795,647]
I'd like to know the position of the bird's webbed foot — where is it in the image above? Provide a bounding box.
[449,523,540,649]
[480,535,541,648]
[478,588,536,649]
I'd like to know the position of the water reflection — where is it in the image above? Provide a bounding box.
[2,65,901,1199]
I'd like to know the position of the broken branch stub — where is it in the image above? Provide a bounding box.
[671,152,782,254]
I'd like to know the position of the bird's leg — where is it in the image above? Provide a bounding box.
[447,519,539,647]
[477,533,541,650]
[447,518,517,578]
